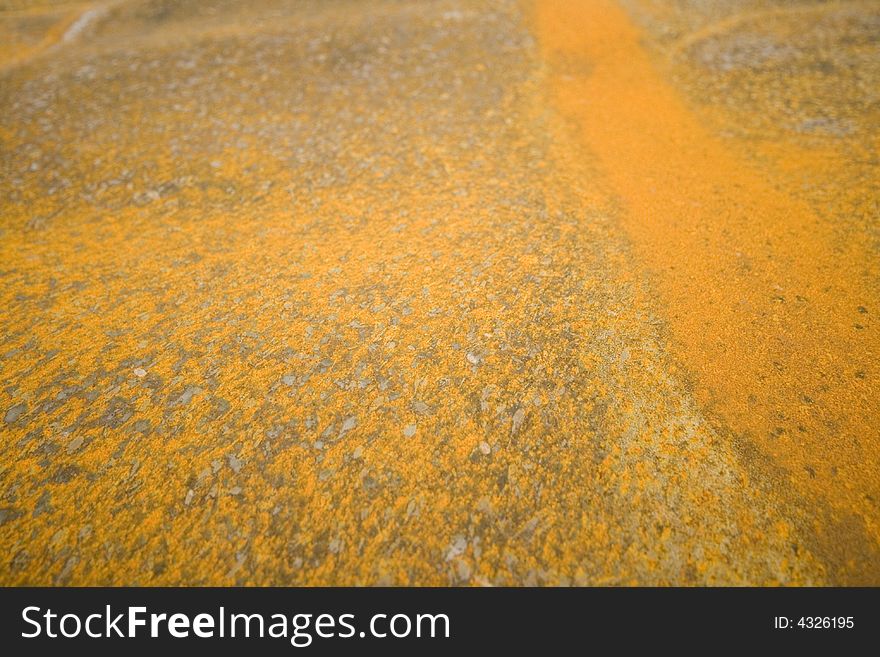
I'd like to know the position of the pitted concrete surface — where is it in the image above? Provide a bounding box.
[1,0,877,585]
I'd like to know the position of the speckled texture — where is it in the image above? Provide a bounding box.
[543,0,879,582]
[0,0,876,585]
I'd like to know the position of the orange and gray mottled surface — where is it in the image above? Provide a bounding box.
[0,0,877,585]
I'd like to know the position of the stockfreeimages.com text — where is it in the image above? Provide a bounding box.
[22,606,450,646]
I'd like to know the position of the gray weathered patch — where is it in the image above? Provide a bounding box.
[4,403,26,424]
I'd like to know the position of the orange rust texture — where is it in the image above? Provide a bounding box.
[533,0,879,581]
[0,0,876,586]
